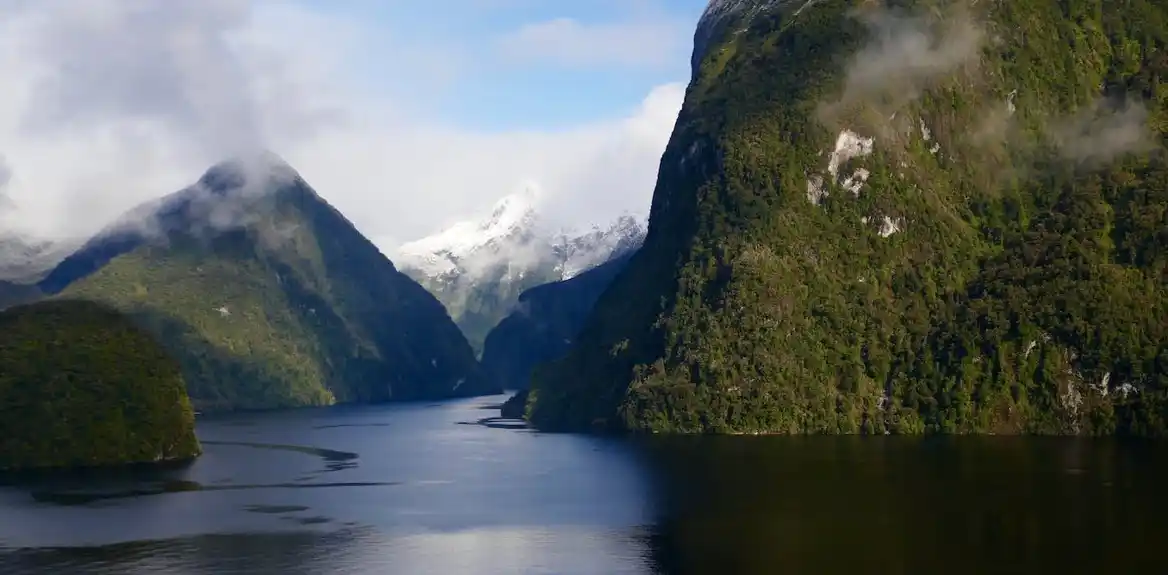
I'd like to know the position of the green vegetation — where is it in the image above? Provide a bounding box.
[528,0,1168,436]
[43,160,498,412]
[0,299,201,470]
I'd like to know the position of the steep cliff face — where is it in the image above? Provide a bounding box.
[528,0,1168,435]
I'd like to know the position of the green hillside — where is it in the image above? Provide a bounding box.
[528,0,1168,435]
[0,299,201,470]
[42,158,498,412]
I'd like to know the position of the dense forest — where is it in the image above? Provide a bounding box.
[0,299,201,470]
[526,0,1168,435]
[45,158,497,412]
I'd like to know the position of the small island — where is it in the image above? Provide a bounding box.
[0,299,202,471]
[500,390,529,420]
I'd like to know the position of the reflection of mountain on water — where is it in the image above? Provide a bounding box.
[0,440,374,507]
[29,479,401,506]
[633,437,1167,575]
[5,399,1167,574]
[0,527,379,575]
[200,441,360,474]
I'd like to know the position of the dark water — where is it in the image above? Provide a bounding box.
[0,395,1164,574]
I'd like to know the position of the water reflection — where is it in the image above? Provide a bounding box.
[0,442,392,506]
[0,528,378,575]
[0,525,655,575]
[634,436,1167,575]
[1,398,1165,574]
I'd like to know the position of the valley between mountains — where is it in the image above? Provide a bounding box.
[0,147,644,442]
[3,0,1168,475]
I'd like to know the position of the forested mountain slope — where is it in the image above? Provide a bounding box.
[40,156,497,412]
[527,0,1168,435]
[0,300,201,470]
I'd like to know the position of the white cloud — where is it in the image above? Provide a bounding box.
[496,17,687,69]
[0,0,684,258]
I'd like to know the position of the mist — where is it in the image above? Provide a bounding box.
[1049,99,1158,166]
[0,0,682,261]
[818,2,986,128]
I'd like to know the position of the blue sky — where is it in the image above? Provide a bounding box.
[301,0,710,130]
[0,0,709,248]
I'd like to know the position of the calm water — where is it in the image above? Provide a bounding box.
[0,395,1164,574]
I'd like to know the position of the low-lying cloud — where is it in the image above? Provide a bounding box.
[843,6,984,98]
[0,156,12,212]
[0,0,683,258]
[1049,99,1158,166]
[819,2,986,127]
[818,1,1158,167]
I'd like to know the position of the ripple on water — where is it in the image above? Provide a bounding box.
[29,480,403,506]
[2,439,391,507]
[199,441,359,473]
[243,505,311,514]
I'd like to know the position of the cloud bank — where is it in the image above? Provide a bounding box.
[0,0,684,256]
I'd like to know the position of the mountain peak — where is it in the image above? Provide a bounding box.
[483,182,541,234]
[693,0,783,74]
[396,183,544,278]
[0,233,77,283]
[198,150,301,196]
[396,189,647,353]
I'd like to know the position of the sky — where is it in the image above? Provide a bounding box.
[0,0,710,254]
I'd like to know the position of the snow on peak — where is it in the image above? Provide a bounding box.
[0,233,79,282]
[395,184,543,277]
[396,183,646,287]
[484,182,540,232]
[554,213,647,279]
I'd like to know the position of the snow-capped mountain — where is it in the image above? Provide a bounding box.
[0,233,78,283]
[0,232,78,309]
[550,214,646,279]
[395,188,646,354]
[396,185,544,281]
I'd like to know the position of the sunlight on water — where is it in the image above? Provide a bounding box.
[1,396,1165,574]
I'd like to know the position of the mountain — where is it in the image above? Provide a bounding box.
[524,0,1168,436]
[396,187,646,354]
[481,249,637,392]
[0,299,201,470]
[0,234,79,309]
[0,234,76,283]
[38,153,498,412]
[0,279,39,310]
